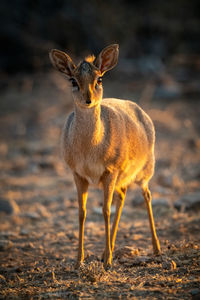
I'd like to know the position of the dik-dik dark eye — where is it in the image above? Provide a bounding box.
[69,78,79,91]
[95,77,102,89]
[97,77,102,84]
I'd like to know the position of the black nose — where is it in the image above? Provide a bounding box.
[86,99,91,104]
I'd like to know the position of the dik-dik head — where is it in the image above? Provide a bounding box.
[49,44,119,108]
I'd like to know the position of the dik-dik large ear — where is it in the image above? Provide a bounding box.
[95,44,119,75]
[49,49,76,77]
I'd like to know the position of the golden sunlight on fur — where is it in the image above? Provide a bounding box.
[85,55,96,63]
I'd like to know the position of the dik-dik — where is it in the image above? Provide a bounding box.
[49,44,161,269]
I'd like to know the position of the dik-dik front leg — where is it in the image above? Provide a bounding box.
[102,171,118,269]
[73,172,89,268]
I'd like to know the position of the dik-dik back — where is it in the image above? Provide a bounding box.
[49,44,160,269]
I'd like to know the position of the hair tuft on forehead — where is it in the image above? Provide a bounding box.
[85,55,96,63]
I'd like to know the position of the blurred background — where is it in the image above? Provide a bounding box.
[0,0,200,208]
[1,0,200,207]
[1,0,200,75]
[1,0,200,136]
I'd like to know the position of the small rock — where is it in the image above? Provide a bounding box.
[36,204,50,218]
[155,186,171,196]
[130,256,152,266]
[151,198,170,208]
[28,242,35,249]
[0,231,17,237]
[190,288,200,296]
[152,198,172,216]
[157,170,173,188]
[21,212,40,219]
[132,194,144,206]
[162,261,171,269]
[20,229,29,235]
[115,246,139,259]
[93,205,116,215]
[0,240,13,251]
[178,267,188,274]
[67,232,78,240]
[0,198,20,215]
[0,274,6,283]
[38,161,54,170]
[174,192,200,211]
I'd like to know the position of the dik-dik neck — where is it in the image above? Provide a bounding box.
[73,103,104,145]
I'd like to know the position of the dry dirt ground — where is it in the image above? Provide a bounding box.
[0,70,200,299]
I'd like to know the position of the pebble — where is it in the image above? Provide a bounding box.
[115,246,139,259]
[36,203,50,218]
[130,256,152,266]
[174,192,200,211]
[0,240,13,251]
[0,274,6,283]
[0,198,20,215]
[132,194,144,206]
[93,205,116,215]
[151,198,170,208]
[155,186,171,196]
[151,198,172,216]
[21,211,40,219]
[0,231,17,237]
[190,288,200,296]
[20,229,29,235]
[157,171,173,188]
[38,161,55,170]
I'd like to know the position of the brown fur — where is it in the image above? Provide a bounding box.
[49,44,161,269]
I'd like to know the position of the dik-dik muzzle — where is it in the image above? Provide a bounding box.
[73,61,103,108]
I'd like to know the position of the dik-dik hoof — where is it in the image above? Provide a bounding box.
[75,260,84,269]
[154,249,161,256]
[104,262,112,271]
[153,244,161,256]
[101,250,112,269]
[103,254,112,270]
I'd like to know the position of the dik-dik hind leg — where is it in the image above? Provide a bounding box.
[142,185,161,255]
[73,173,89,268]
[102,171,118,269]
[101,187,127,261]
[111,187,127,251]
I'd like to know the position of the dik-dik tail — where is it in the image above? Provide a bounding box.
[49,44,161,269]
